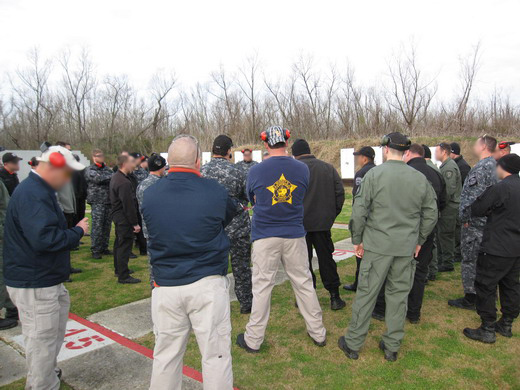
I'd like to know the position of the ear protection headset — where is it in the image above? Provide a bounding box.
[241,148,252,154]
[260,128,291,142]
[499,141,515,150]
[380,134,411,151]
[40,142,66,168]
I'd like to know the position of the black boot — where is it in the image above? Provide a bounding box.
[379,340,398,362]
[495,317,513,338]
[337,336,359,360]
[330,290,346,311]
[5,307,19,320]
[448,293,476,310]
[463,322,496,344]
[0,317,17,330]
[343,283,357,292]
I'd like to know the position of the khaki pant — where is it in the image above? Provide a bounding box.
[150,275,233,390]
[345,250,415,352]
[245,237,326,350]
[7,284,70,390]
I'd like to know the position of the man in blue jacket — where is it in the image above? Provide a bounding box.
[143,135,236,390]
[4,144,88,390]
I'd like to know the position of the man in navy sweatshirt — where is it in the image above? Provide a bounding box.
[143,135,236,390]
[236,126,326,353]
[3,144,88,390]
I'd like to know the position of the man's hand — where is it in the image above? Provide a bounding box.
[414,245,421,258]
[354,243,364,258]
[133,225,141,233]
[76,218,89,234]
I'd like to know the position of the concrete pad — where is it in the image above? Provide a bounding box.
[60,343,202,390]
[0,341,26,386]
[88,298,153,339]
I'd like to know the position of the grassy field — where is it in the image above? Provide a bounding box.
[63,197,353,318]
[136,260,520,390]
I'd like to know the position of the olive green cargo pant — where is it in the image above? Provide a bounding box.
[437,205,458,269]
[344,250,415,352]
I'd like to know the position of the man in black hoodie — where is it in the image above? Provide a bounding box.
[110,155,141,284]
[292,139,346,310]
[463,154,520,343]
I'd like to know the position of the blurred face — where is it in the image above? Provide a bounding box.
[434,146,444,162]
[37,163,73,190]
[450,152,457,159]
[496,165,508,180]
[243,151,253,162]
[141,160,148,170]
[93,151,105,164]
[473,139,486,157]
[64,144,71,150]
[354,155,369,168]
[493,147,509,161]
[4,161,20,172]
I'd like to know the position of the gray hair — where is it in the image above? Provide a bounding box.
[167,134,201,168]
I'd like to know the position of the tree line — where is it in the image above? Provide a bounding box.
[0,44,518,156]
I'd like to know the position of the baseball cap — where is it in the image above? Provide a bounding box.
[450,142,461,155]
[37,146,85,171]
[264,126,288,147]
[353,146,375,159]
[212,135,233,155]
[2,152,23,164]
[148,154,167,171]
[130,152,145,160]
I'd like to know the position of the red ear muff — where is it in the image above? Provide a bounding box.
[285,129,291,140]
[49,152,66,168]
[28,161,33,167]
[241,149,245,153]
[260,131,268,142]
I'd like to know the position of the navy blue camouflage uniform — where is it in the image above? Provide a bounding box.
[137,174,161,287]
[202,157,253,311]
[85,163,113,256]
[459,156,498,294]
[236,160,258,176]
[133,167,149,184]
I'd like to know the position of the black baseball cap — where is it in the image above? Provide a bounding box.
[2,152,23,164]
[354,146,375,159]
[130,152,144,160]
[212,135,233,155]
[148,154,167,171]
[450,142,461,155]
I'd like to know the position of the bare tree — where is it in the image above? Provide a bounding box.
[386,43,437,134]
[60,48,96,142]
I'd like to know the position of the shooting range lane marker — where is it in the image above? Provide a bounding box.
[68,313,240,389]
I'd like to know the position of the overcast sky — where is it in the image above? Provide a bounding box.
[1,0,519,103]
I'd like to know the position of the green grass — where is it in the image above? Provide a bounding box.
[334,190,353,225]
[135,260,520,390]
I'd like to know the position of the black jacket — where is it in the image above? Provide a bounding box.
[3,172,83,288]
[0,167,19,196]
[454,156,471,185]
[110,170,139,226]
[72,170,88,200]
[471,174,520,258]
[352,162,376,200]
[408,157,447,212]
[297,155,344,232]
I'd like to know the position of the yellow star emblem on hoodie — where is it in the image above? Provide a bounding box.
[267,174,298,205]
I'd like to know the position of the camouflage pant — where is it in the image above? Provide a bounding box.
[461,225,483,295]
[229,233,253,310]
[90,203,112,255]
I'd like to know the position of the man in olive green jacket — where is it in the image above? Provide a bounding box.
[338,133,438,362]
[435,143,462,272]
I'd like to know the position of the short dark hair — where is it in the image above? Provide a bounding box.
[56,141,71,148]
[479,134,497,153]
[117,155,129,168]
[409,143,425,157]
[438,142,452,154]
[269,142,286,150]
